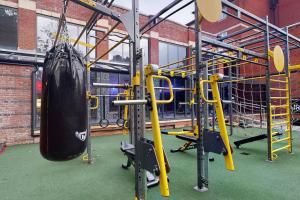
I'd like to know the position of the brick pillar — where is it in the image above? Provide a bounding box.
[96,31,109,60]
[149,37,159,64]
[18,0,37,51]
[0,64,35,145]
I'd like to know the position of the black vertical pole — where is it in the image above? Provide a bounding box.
[265,16,272,161]
[194,2,208,192]
[132,0,146,199]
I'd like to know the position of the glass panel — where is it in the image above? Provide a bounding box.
[159,42,168,66]
[163,77,175,119]
[90,71,101,124]
[89,30,96,59]
[34,67,43,130]
[102,73,119,123]
[108,35,129,63]
[141,38,149,65]
[168,44,178,69]
[37,16,58,53]
[0,6,17,49]
[178,46,187,66]
[174,78,186,118]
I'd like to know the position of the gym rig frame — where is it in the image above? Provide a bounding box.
[23,0,300,199]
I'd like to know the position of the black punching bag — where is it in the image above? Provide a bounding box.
[40,43,87,161]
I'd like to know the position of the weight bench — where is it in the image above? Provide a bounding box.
[234,132,282,149]
[161,129,198,153]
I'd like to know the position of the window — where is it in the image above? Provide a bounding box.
[37,15,96,59]
[109,34,129,63]
[159,42,188,119]
[108,35,148,65]
[141,38,149,65]
[0,6,18,49]
[159,42,187,69]
[37,16,58,53]
[33,67,43,131]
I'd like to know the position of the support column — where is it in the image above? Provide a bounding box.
[194,2,208,192]
[18,0,37,51]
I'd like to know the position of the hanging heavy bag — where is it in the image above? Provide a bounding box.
[40,43,87,161]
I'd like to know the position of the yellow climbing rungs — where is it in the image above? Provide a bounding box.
[272,145,290,153]
[272,137,290,144]
[270,104,288,109]
[270,88,288,91]
[271,113,288,117]
[270,97,288,100]
[270,79,287,83]
[271,121,288,126]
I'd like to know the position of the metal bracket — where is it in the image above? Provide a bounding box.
[132,71,140,86]
[136,138,160,176]
[120,11,135,40]
[203,129,228,155]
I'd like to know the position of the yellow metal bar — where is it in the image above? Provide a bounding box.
[272,145,290,153]
[285,79,292,152]
[199,80,217,104]
[165,131,195,137]
[271,121,288,126]
[220,76,265,84]
[270,97,288,100]
[54,33,94,48]
[271,113,288,117]
[202,74,234,171]
[145,67,170,197]
[272,137,290,144]
[159,56,195,69]
[152,75,174,104]
[270,104,288,109]
[289,64,300,71]
[270,88,288,91]
[90,96,99,110]
[270,79,287,83]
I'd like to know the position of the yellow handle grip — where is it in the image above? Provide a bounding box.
[90,96,99,110]
[153,75,174,104]
[199,80,217,104]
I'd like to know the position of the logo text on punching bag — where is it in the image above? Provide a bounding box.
[75,130,87,141]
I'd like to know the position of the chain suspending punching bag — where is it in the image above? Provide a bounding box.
[40,43,87,161]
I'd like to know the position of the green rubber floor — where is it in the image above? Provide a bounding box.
[0,128,299,200]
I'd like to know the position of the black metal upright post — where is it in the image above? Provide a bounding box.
[194,2,208,192]
[129,42,134,144]
[265,16,272,161]
[132,0,146,199]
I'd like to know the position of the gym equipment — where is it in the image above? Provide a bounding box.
[120,140,170,188]
[115,90,130,128]
[200,74,234,170]
[268,45,285,73]
[196,0,222,23]
[41,0,300,199]
[145,64,174,197]
[40,43,87,161]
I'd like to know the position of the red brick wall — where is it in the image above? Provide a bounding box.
[149,37,159,64]
[0,64,36,145]
[18,8,36,50]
